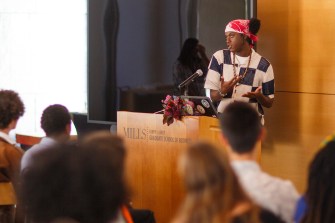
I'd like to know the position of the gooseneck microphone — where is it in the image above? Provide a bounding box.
[178,69,203,89]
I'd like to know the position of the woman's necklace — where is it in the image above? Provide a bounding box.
[232,50,252,99]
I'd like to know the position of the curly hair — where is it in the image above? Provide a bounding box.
[0,89,25,129]
[249,18,261,35]
[41,104,71,136]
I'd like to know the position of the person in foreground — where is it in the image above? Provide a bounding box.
[173,141,284,223]
[0,89,25,223]
[219,102,299,223]
[20,134,129,223]
[294,133,335,223]
[205,18,274,123]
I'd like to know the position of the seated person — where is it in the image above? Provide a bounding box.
[0,89,25,223]
[81,131,156,223]
[294,133,335,223]
[21,104,72,172]
[173,141,284,223]
[220,102,299,223]
[20,136,129,223]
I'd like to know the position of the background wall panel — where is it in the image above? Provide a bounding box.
[262,92,335,192]
[258,0,335,192]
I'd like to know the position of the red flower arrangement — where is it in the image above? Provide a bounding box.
[161,95,195,126]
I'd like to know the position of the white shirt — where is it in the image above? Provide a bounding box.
[231,160,299,223]
[21,137,57,172]
[0,131,16,145]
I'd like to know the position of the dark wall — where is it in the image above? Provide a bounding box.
[199,0,249,56]
[88,0,256,123]
[88,0,181,123]
[117,0,180,88]
[88,0,118,122]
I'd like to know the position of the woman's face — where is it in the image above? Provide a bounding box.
[225,31,245,53]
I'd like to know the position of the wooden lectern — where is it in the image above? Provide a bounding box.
[117,111,261,223]
[117,111,221,223]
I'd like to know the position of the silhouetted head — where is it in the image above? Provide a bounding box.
[41,104,72,137]
[219,102,262,153]
[178,38,200,68]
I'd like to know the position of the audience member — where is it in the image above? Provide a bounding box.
[81,131,156,223]
[174,141,284,223]
[20,134,128,223]
[0,89,25,223]
[294,133,335,223]
[20,104,72,172]
[80,131,132,223]
[219,102,299,223]
[173,37,209,96]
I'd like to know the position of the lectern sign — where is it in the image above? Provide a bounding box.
[122,127,192,143]
[123,127,148,140]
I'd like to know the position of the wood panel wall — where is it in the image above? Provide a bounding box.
[258,0,335,192]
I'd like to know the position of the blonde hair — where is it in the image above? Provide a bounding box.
[175,141,259,223]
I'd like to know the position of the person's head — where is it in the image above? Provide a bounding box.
[21,134,128,223]
[225,18,261,53]
[219,102,262,154]
[302,135,335,223]
[41,104,72,138]
[178,38,200,67]
[177,141,254,223]
[80,132,128,220]
[81,131,127,180]
[0,89,25,131]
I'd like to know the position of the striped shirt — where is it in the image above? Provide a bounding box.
[204,49,275,114]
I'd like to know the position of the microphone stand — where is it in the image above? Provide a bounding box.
[178,70,203,96]
[179,83,189,96]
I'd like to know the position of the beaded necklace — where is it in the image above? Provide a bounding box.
[232,50,252,99]
[232,49,252,83]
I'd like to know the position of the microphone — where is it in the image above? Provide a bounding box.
[178,69,203,89]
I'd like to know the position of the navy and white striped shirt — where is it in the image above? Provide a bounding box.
[204,49,275,114]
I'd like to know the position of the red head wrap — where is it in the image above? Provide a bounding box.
[225,19,258,43]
